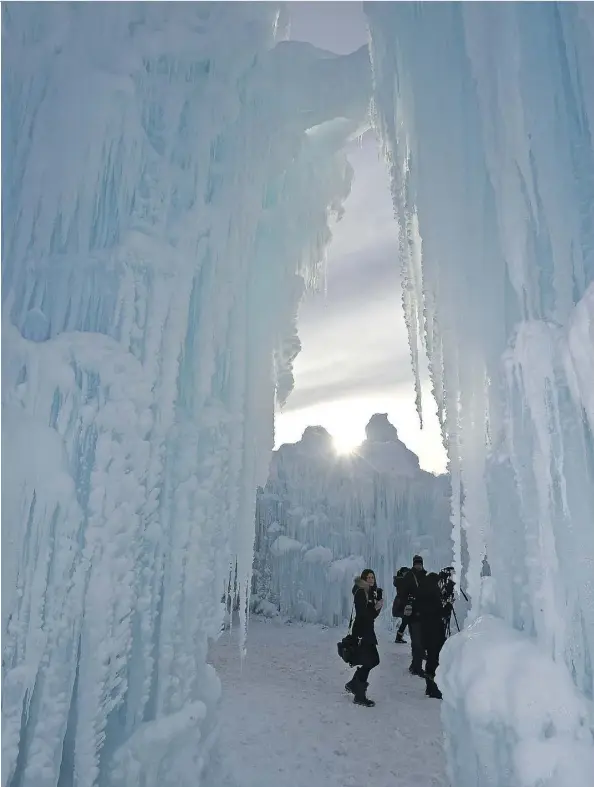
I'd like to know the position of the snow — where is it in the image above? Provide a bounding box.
[439,613,594,787]
[211,617,447,787]
[303,546,333,564]
[566,283,594,431]
[270,535,304,557]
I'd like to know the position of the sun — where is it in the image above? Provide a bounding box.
[332,433,361,456]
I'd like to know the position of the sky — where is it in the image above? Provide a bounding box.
[273,2,448,475]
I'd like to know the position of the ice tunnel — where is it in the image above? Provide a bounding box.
[2,3,594,787]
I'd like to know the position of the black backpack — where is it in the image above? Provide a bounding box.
[337,604,360,666]
[392,596,405,617]
[392,569,409,617]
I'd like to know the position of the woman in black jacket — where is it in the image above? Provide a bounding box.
[345,568,383,707]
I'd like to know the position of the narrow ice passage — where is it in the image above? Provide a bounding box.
[4,3,594,786]
[210,618,447,787]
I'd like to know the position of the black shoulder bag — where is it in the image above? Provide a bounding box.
[337,603,360,666]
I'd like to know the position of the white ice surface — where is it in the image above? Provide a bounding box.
[211,616,447,787]
[439,609,594,787]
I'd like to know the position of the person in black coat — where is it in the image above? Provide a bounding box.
[345,568,383,707]
[392,566,411,643]
[416,572,446,698]
[400,554,427,676]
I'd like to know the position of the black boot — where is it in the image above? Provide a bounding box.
[344,677,357,695]
[353,678,375,707]
[345,669,367,694]
[425,675,443,699]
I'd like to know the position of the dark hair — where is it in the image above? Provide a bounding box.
[361,568,376,584]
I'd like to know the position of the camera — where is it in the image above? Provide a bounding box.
[376,587,383,601]
[438,568,456,608]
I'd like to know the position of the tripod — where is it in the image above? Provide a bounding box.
[443,604,461,638]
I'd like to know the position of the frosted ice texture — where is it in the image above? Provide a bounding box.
[366,3,594,785]
[1,5,370,786]
[253,419,452,625]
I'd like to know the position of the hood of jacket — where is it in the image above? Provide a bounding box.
[352,577,369,596]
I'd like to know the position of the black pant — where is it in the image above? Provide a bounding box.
[354,642,380,683]
[422,618,446,677]
[397,617,409,636]
[409,620,424,672]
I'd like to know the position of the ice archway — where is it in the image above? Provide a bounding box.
[3,3,594,787]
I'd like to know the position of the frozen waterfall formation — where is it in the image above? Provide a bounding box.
[1,5,371,787]
[367,3,594,787]
[253,414,451,625]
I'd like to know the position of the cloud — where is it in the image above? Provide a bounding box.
[288,2,369,56]
[301,237,400,315]
[287,145,421,413]
[274,16,447,475]
[282,356,414,412]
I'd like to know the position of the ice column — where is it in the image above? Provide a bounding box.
[2,5,370,786]
[367,3,594,786]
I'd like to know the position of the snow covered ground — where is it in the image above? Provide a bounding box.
[210,617,447,787]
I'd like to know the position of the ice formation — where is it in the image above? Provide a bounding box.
[253,416,451,625]
[366,3,594,786]
[4,2,594,786]
[1,5,371,786]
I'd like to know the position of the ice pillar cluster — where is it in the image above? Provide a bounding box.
[252,420,452,626]
[1,4,370,786]
[366,3,594,785]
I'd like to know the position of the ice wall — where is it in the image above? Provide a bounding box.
[366,3,594,786]
[253,417,451,625]
[1,5,370,786]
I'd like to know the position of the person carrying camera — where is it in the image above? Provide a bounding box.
[400,554,427,676]
[417,572,446,699]
[345,568,383,707]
